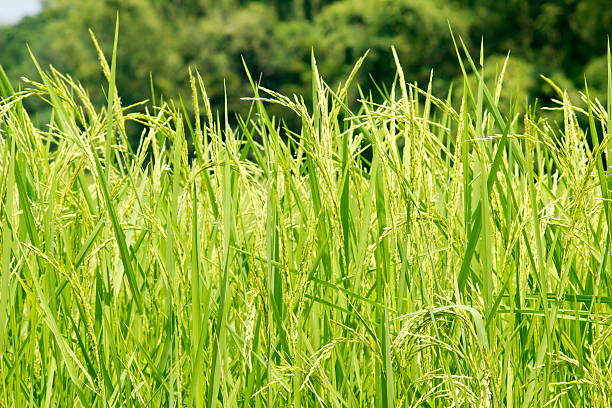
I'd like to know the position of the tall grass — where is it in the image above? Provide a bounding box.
[0,31,610,407]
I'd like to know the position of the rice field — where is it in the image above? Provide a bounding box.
[0,32,610,407]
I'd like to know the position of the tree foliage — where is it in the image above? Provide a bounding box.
[1,0,611,136]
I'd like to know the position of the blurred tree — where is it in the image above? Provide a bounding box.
[312,0,473,91]
[1,0,612,143]
[44,0,185,110]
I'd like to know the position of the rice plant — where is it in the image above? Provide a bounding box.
[0,29,610,407]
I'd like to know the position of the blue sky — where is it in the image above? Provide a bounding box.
[0,0,42,25]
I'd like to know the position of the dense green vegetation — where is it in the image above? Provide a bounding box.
[0,23,610,405]
[3,0,612,141]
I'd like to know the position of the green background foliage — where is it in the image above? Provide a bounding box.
[2,0,611,139]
